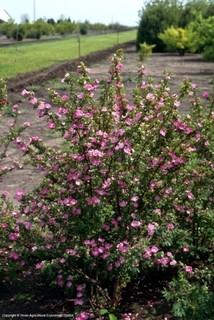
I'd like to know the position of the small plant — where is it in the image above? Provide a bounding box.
[139,42,155,61]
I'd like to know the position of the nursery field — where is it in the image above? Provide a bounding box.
[0,30,136,79]
[0,46,214,319]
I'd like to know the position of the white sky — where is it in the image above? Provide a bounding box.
[0,0,143,26]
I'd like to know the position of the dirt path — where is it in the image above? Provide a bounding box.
[0,46,213,200]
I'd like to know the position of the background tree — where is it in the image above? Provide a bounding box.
[47,18,55,25]
[20,13,29,23]
[137,0,214,53]
[137,0,182,51]
[179,0,214,27]
[189,15,214,60]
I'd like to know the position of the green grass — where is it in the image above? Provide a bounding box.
[0,30,136,79]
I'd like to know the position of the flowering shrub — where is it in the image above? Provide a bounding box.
[2,51,214,318]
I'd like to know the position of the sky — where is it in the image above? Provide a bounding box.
[0,0,143,26]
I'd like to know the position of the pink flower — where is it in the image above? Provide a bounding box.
[67,170,81,181]
[1,191,9,199]
[119,200,128,208]
[167,223,175,231]
[1,223,8,229]
[66,281,72,288]
[131,220,142,228]
[184,265,193,273]
[77,92,84,100]
[75,312,90,320]
[12,104,19,112]
[170,259,177,266]
[35,261,45,270]
[56,107,68,117]
[115,62,124,71]
[146,93,155,101]
[74,298,84,305]
[117,241,129,253]
[30,136,41,143]
[186,190,194,200]
[62,197,77,206]
[29,97,38,105]
[121,313,135,320]
[15,190,25,201]
[23,221,32,230]
[202,91,209,99]
[147,223,156,237]
[9,251,20,260]
[9,233,19,241]
[47,122,56,129]
[131,196,139,202]
[23,121,31,127]
[173,119,193,135]
[157,257,169,266]
[66,249,77,256]
[150,245,159,254]
[21,89,30,96]
[84,83,95,92]
[76,284,86,292]
[87,196,100,205]
[160,129,167,137]
[143,248,152,259]
[74,109,85,118]
[62,95,69,101]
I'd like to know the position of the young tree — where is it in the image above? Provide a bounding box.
[159,26,193,55]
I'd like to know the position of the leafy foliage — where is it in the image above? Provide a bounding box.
[164,272,214,319]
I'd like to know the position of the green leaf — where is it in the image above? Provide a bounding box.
[109,314,118,320]
[100,309,109,316]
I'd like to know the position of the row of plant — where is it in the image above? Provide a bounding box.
[137,0,214,60]
[0,19,132,41]
[0,50,214,319]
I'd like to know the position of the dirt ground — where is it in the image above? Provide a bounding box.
[0,46,213,318]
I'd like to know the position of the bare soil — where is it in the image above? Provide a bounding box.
[0,46,213,318]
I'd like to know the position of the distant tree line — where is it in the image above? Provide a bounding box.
[137,0,214,60]
[0,18,132,42]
